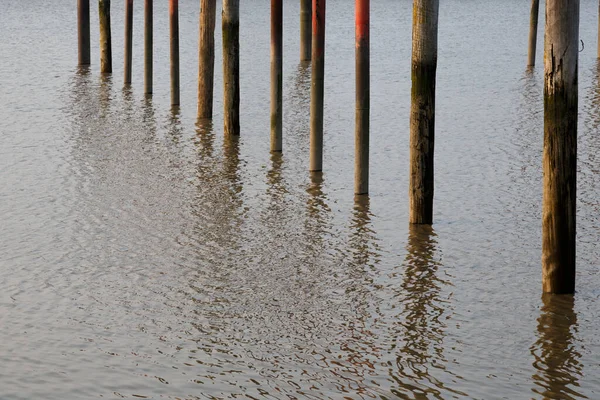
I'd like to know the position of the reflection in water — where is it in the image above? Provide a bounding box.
[349,196,379,270]
[531,294,584,400]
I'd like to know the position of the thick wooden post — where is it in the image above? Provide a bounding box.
[271,0,283,151]
[309,0,326,171]
[144,0,153,94]
[355,0,369,194]
[223,0,240,135]
[99,0,113,73]
[198,0,217,118]
[527,0,540,67]
[78,0,91,65]
[542,0,579,294]
[170,0,180,105]
[409,0,439,224]
[300,0,311,61]
[124,0,133,84]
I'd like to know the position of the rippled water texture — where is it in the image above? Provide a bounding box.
[1,0,600,398]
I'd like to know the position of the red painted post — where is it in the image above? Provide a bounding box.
[124,0,133,84]
[309,0,326,171]
[355,0,369,194]
[78,0,91,65]
[170,0,180,105]
[271,0,283,151]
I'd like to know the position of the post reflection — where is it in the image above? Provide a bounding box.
[349,195,379,269]
[530,294,583,400]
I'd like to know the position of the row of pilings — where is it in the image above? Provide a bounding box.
[76,1,590,294]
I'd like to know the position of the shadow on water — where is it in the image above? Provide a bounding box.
[530,294,585,399]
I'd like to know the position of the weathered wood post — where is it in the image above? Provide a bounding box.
[99,0,113,73]
[144,0,153,94]
[409,0,439,224]
[309,0,326,171]
[170,0,180,105]
[271,0,283,151]
[542,0,579,294]
[300,0,311,61]
[124,0,133,84]
[223,0,240,135]
[527,0,540,67]
[198,0,217,118]
[78,0,91,65]
[355,0,369,194]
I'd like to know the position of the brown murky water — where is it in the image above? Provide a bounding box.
[1,0,600,398]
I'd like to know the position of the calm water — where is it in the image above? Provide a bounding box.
[1,0,600,398]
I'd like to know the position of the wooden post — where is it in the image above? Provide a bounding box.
[527,0,540,67]
[144,0,153,94]
[542,0,579,294]
[198,0,217,118]
[223,0,240,135]
[309,0,326,171]
[409,0,439,224]
[300,0,311,61]
[124,0,133,84]
[170,0,180,105]
[355,0,369,194]
[78,0,91,65]
[271,0,283,152]
[99,0,113,73]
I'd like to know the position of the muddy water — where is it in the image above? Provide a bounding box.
[1,0,600,398]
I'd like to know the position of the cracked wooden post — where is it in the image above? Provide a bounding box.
[409,0,439,224]
[198,0,217,118]
[223,0,240,135]
[271,0,283,152]
[99,0,112,73]
[124,0,133,84]
[78,0,91,65]
[309,0,326,171]
[144,0,153,94]
[170,0,180,105]
[542,0,579,294]
[300,0,311,61]
[527,0,540,67]
[355,0,369,194]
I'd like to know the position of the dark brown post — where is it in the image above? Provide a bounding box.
[309,0,326,171]
[271,0,283,151]
[78,0,91,65]
[355,0,369,194]
[300,0,311,61]
[542,0,579,294]
[223,0,240,135]
[144,0,153,94]
[527,0,540,67]
[99,0,113,73]
[124,0,133,84]
[409,0,439,224]
[198,0,217,118]
[170,0,180,105]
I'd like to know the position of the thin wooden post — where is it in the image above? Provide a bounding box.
[409,0,439,224]
[300,0,311,61]
[527,0,540,67]
[198,0,217,118]
[309,0,326,171]
[542,0,579,294]
[355,0,369,194]
[124,0,133,84]
[78,0,91,65]
[99,0,113,73]
[223,0,240,135]
[170,0,180,105]
[144,0,153,94]
[271,0,283,151]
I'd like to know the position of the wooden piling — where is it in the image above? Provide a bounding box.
[223,0,240,135]
[78,0,91,65]
[170,0,180,105]
[198,0,217,118]
[309,0,326,171]
[300,0,312,61]
[124,0,133,84]
[271,0,283,151]
[527,0,540,67]
[144,0,153,94]
[409,0,439,224]
[542,0,579,294]
[99,0,113,73]
[355,0,369,194]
